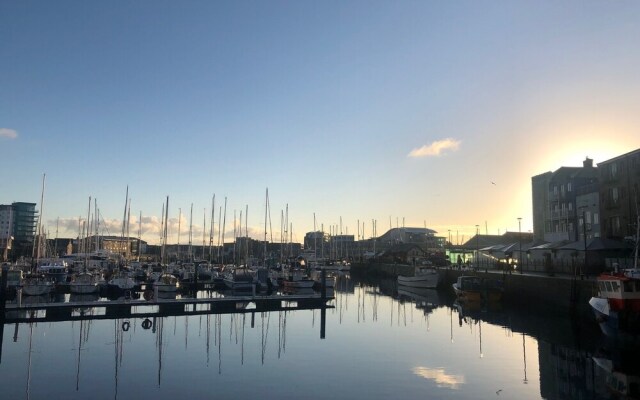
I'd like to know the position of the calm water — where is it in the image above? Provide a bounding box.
[0,274,636,400]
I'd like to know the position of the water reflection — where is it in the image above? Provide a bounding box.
[1,273,639,399]
[411,366,465,389]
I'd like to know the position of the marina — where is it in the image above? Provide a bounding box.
[1,272,636,400]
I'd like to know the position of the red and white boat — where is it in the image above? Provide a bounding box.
[589,268,640,337]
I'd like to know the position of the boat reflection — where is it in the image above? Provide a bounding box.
[397,286,442,315]
[592,343,640,399]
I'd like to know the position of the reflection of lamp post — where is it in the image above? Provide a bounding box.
[522,332,528,384]
[475,225,480,271]
[518,217,522,274]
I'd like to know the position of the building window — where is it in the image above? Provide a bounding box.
[567,182,572,192]
[561,184,565,195]
[568,203,573,211]
[611,163,618,179]
[593,213,599,224]
[612,187,619,204]
[553,186,558,195]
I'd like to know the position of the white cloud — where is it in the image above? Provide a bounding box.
[408,138,461,158]
[0,128,18,139]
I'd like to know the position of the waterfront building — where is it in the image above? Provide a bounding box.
[531,172,552,241]
[0,202,37,259]
[531,158,598,243]
[597,148,640,240]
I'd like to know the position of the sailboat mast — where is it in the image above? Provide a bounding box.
[34,173,46,264]
[126,198,131,261]
[186,203,192,263]
[163,196,169,264]
[177,208,181,262]
[221,197,227,264]
[245,204,249,266]
[121,186,128,240]
[209,195,215,262]
[160,202,165,263]
[202,208,206,260]
[137,211,142,262]
[264,188,268,267]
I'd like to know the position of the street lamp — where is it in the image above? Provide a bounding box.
[518,217,522,274]
[582,210,587,279]
[475,224,480,271]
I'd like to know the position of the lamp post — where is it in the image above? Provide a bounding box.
[518,217,522,274]
[582,210,587,279]
[475,224,480,271]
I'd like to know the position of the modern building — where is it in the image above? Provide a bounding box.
[0,202,38,259]
[597,148,640,240]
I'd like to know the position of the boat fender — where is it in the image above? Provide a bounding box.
[122,321,130,332]
[142,318,152,330]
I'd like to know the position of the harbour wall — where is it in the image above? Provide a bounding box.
[351,262,597,316]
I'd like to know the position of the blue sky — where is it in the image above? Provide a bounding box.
[2,1,640,244]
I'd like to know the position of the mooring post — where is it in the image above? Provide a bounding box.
[194,265,199,295]
[321,268,326,300]
[320,305,326,339]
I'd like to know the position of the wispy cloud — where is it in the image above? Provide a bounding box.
[0,128,18,139]
[408,138,461,158]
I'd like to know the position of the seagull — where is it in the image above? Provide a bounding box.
[496,389,502,395]
[491,181,496,185]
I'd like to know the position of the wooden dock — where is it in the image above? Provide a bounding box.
[2,292,334,324]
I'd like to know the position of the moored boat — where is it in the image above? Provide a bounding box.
[36,259,69,283]
[398,265,440,289]
[69,272,101,294]
[153,273,179,292]
[589,268,640,337]
[21,274,53,296]
[452,275,503,302]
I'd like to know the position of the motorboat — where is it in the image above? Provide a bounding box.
[397,265,440,289]
[589,268,640,337]
[36,259,69,283]
[452,275,503,302]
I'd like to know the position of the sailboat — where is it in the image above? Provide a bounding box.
[23,174,53,297]
[153,196,178,293]
[69,271,101,294]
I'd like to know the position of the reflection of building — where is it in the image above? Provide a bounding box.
[538,341,607,400]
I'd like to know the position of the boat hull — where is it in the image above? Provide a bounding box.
[398,274,439,289]
[589,296,640,337]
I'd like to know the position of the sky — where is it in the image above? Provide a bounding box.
[2,0,640,246]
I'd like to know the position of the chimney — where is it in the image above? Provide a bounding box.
[583,157,593,168]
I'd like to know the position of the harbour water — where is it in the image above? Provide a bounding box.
[0,274,636,400]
